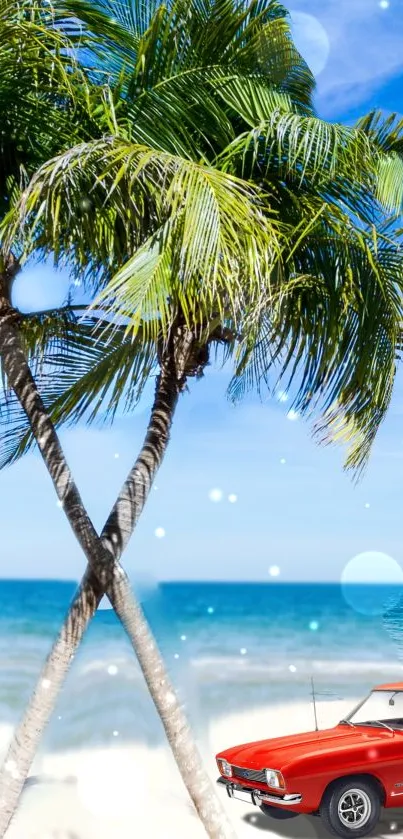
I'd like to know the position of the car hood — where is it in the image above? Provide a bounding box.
[218,725,386,770]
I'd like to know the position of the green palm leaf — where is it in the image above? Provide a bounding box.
[58,0,314,110]
[0,310,157,468]
[0,0,92,217]
[218,110,378,187]
[2,0,403,484]
[229,213,403,475]
[3,136,283,336]
[356,110,403,212]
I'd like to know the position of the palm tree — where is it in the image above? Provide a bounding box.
[2,0,403,835]
[0,4,253,837]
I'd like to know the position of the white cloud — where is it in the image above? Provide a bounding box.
[293,0,403,116]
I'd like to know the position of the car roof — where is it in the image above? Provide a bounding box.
[374,682,403,691]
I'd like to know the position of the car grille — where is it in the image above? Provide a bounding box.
[231,765,267,785]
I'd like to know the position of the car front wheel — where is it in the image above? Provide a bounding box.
[320,778,380,838]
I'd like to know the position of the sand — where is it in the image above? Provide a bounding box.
[1,700,403,839]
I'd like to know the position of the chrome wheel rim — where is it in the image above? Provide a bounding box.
[337,789,371,830]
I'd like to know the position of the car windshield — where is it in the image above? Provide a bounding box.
[342,690,403,730]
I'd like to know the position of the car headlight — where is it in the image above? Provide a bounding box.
[217,758,232,777]
[265,769,285,789]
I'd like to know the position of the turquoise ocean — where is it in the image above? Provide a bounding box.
[1,580,403,753]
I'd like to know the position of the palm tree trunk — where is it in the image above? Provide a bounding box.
[0,287,236,839]
[0,568,104,824]
[0,360,180,831]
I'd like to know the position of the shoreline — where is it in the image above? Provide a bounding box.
[3,698,403,837]
[0,698,355,839]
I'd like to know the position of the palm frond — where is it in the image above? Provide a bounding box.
[57,0,314,110]
[0,0,106,219]
[355,110,403,212]
[2,136,283,337]
[229,212,403,476]
[0,311,158,468]
[218,110,378,188]
[126,67,238,159]
[2,0,402,485]
[356,109,403,154]
[376,153,403,213]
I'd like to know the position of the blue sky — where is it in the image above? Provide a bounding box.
[2,0,403,584]
[291,0,403,120]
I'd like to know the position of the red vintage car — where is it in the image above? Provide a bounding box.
[216,682,403,837]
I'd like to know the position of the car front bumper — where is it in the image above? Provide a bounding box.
[217,776,302,807]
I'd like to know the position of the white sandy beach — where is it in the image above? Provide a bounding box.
[2,699,403,839]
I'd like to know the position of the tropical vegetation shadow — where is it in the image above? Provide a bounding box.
[242,808,403,836]
[242,812,325,837]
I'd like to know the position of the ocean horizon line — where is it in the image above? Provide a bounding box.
[0,578,402,587]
